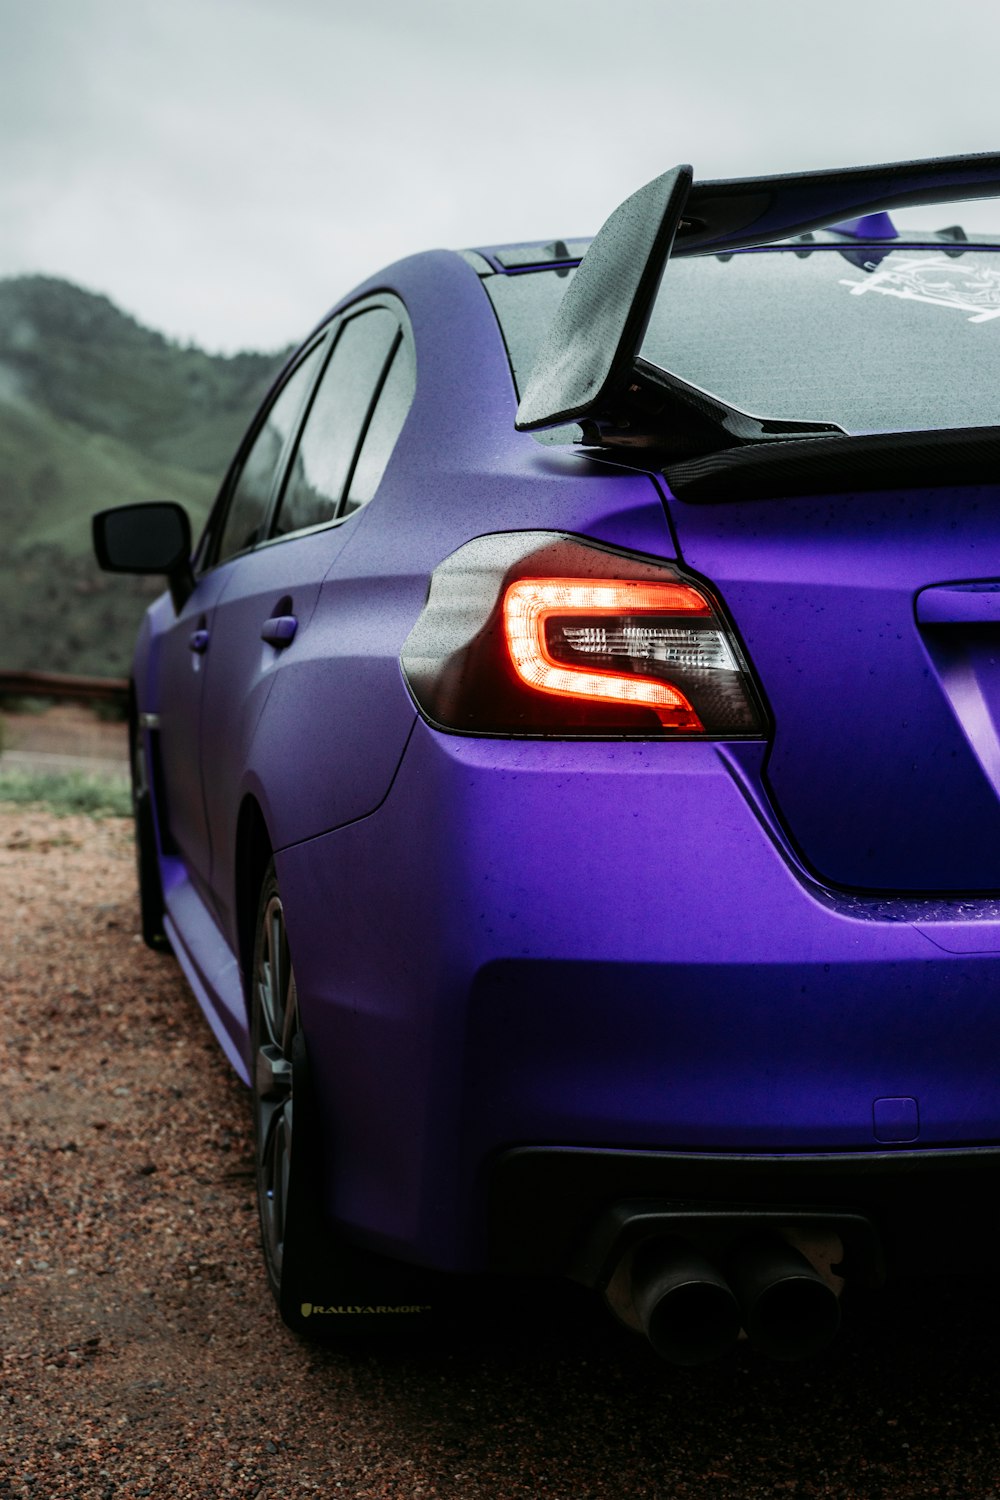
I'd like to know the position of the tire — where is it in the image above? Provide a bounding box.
[131,723,169,952]
[249,860,440,1339]
[250,865,298,1298]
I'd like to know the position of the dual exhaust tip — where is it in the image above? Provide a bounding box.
[628,1233,841,1365]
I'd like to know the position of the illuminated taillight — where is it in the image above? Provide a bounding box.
[503,579,706,729]
[401,532,766,738]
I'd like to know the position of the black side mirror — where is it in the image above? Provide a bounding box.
[93,502,195,612]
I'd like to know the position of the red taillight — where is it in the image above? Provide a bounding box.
[401,531,766,739]
[503,579,706,729]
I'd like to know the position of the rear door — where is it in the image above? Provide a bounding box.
[156,339,326,899]
[198,302,407,931]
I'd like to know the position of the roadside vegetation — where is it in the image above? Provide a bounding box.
[0,768,131,818]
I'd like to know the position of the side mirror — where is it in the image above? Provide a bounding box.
[93,502,195,612]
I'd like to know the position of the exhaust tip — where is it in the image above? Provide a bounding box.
[630,1237,742,1366]
[730,1234,841,1361]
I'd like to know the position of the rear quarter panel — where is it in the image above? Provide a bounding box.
[240,252,679,854]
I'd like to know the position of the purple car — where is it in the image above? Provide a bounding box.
[94,152,1000,1364]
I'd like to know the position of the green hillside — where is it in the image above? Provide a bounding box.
[0,276,285,478]
[0,275,290,675]
[0,392,217,553]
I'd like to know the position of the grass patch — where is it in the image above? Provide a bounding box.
[0,769,132,818]
[0,696,55,716]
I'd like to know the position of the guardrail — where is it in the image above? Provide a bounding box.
[0,670,129,706]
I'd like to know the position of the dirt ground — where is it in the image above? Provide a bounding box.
[7,806,1000,1498]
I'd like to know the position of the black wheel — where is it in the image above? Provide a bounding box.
[251,865,299,1296]
[131,722,169,951]
[249,860,441,1338]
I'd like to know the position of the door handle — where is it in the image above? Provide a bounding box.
[916,584,1000,625]
[189,628,210,653]
[261,614,298,648]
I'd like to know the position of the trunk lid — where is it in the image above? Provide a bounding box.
[665,481,1000,892]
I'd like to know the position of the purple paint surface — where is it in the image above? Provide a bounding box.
[116,228,1000,1291]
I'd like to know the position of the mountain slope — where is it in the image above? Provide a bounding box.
[0,276,291,675]
[0,276,287,478]
[0,385,216,552]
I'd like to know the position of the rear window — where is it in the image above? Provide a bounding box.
[485,244,1000,435]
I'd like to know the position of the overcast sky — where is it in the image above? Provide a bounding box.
[5,0,1000,352]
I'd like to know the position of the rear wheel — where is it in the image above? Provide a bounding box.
[249,860,440,1338]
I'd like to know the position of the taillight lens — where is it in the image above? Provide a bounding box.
[401,532,765,738]
[504,579,709,729]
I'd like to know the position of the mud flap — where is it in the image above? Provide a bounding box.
[277,1032,441,1339]
[135,787,170,952]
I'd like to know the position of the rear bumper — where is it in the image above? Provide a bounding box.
[487,1144,1000,1281]
[275,719,1000,1273]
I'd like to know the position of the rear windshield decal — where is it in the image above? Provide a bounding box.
[840,257,1000,323]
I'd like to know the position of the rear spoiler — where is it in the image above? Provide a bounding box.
[515,153,1000,463]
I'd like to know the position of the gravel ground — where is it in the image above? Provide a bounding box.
[5,805,1000,1498]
